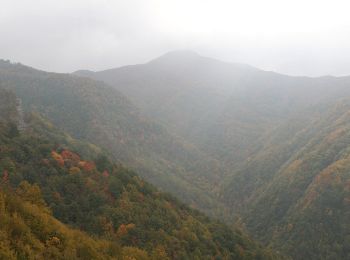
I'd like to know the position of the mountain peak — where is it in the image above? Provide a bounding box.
[162,49,199,57]
[149,50,202,65]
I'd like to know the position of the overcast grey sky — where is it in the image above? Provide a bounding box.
[1,0,350,76]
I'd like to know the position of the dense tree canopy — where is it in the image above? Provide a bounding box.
[0,88,277,259]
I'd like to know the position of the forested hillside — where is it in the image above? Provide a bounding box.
[222,98,350,259]
[0,60,227,219]
[77,51,350,259]
[3,51,350,258]
[0,88,277,259]
[0,186,146,260]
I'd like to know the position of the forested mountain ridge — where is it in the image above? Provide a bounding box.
[0,59,227,218]
[75,51,350,168]
[75,51,350,259]
[0,88,278,259]
[3,51,350,258]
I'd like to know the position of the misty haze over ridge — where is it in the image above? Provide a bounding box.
[75,49,350,79]
[74,48,350,171]
[2,0,350,76]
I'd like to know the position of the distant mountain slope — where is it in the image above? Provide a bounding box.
[0,88,277,259]
[0,60,227,218]
[76,51,350,167]
[74,51,262,147]
[75,51,350,259]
